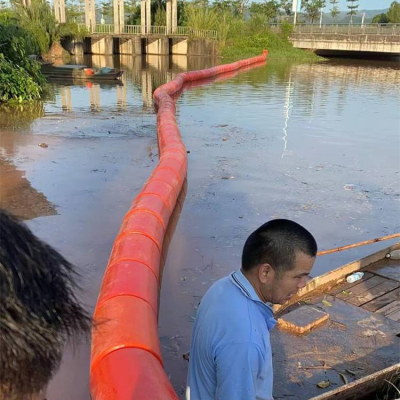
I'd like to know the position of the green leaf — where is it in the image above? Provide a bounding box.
[317,380,331,389]
[322,299,332,307]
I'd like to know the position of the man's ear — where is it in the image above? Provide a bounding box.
[258,263,273,284]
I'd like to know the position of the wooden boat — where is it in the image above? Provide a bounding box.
[41,64,123,81]
[272,243,400,400]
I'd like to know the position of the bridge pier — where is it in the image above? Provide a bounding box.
[90,36,114,55]
[119,37,142,55]
[171,38,188,55]
[145,37,169,55]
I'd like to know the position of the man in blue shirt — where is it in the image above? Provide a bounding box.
[186,219,317,400]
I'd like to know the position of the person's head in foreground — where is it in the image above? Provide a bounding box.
[241,219,317,305]
[0,210,91,400]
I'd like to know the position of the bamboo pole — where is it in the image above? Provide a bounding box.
[317,233,400,256]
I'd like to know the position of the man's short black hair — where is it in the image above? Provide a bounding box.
[242,219,317,276]
[0,210,91,400]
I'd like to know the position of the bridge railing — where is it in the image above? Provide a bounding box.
[123,25,142,34]
[290,23,400,35]
[91,24,114,34]
[78,24,218,39]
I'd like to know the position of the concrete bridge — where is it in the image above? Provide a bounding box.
[287,24,400,54]
[65,25,217,56]
[49,0,216,56]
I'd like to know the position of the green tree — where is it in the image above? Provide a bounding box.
[0,4,17,24]
[249,0,279,20]
[329,0,339,19]
[387,1,400,22]
[0,25,45,102]
[15,0,84,54]
[183,3,218,29]
[17,0,58,54]
[154,4,166,25]
[212,0,234,13]
[346,0,358,23]
[372,13,388,23]
[125,0,138,21]
[66,0,84,22]
[279,0,292,16]
[101,0,113,20]
[302,0,325,23]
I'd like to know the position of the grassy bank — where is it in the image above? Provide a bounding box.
[221,31,320,61]
[183,5,320,62]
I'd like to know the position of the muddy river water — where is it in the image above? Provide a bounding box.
[0,54,399,399]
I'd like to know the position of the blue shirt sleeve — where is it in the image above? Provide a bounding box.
[215,342,265,400]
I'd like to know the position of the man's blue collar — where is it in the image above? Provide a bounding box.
[230,269,276,330]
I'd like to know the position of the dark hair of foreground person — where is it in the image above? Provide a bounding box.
[0,209,91,400]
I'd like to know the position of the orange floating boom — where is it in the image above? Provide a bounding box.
[90,51,269,400]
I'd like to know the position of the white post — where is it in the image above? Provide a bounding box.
[292,0,298,26]
[146,0,151,34]
[85,0,96,32]
[85,0,90,28]
[91,0,96,32]
[361,12,365,27]
[141,0,145,34]
[166,0,171,34]
[319,7,323,28]
[54,0,60,22]
[119,0,124,34]
[114,0,120,33]
[172,0,177,33]
[61,0,66,22]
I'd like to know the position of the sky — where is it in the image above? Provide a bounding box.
[332,0,391,11]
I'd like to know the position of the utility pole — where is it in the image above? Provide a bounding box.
[292,0,299,25]
[319,7,323,27]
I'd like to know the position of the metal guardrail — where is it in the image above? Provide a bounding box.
[267,23,400,35]
[292,24,400,35]
[78,24,218,40]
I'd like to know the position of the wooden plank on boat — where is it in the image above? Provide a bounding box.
[375,300,400,316]
[274,244,400,314]
[335,275,386,300]
[328,272,374,296]
[272,297,400,400]
[347,280,400,307]
[361,287,400,312]
[364,259,400,282]
[308,363,400,400]
[277,306,329,334]
[386,309,400,322]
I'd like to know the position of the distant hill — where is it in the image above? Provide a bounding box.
[321,8,389,23]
